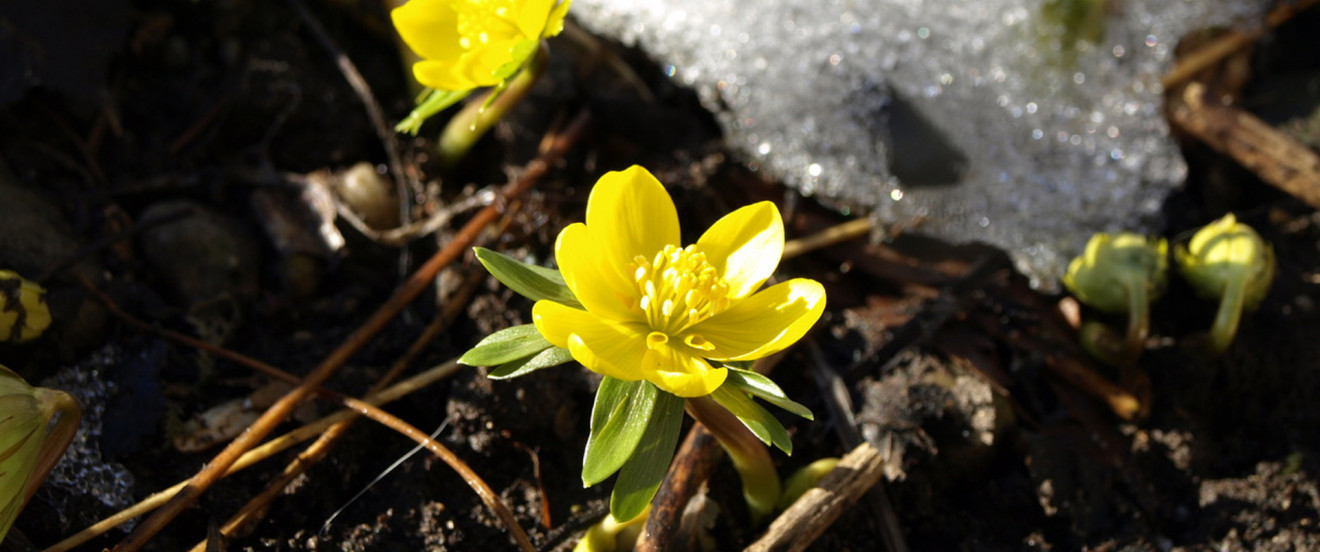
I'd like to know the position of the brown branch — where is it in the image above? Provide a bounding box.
[110,110,590,552]
[1169,82,1320,211]
[744,442,888,552]
[634,425,722,552]
[1162,0,1318,90]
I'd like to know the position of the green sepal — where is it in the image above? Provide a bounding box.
[396,88,473,135]
[458,325,551,367]
[722,367,814,420]
[582,378,658,486]
[609,391,684,521]
[474,247,583,309]
[712,385,794,455]
[488,346,573,379]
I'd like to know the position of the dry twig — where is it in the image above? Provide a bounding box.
[1169,82,1320,211]
[744,442,888,552]
[1161,0,1319,90]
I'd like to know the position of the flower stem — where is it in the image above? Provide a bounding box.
[1122,274,1150,362]
[685,396,781,523]
[1210,274,1248,353]
[437,43,549,169]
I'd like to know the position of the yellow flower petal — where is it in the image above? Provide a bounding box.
[513,0,555,39]
[534,298,648,382]
[531,299,585,348]
[451,37,528,85]
[391,0,463,62]
[641,344,727,397]
[586,166,681,269]
[412,60,489,92]
[542,0,571,37]
[695,201,784,298]
[692,278,826,361]
[565,322,651,383]
[555,223,642,323]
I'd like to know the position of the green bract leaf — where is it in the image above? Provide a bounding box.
[396,88,473,135]
[474,247,583,309]
[582,378,658,486]
[712,385,794,455]
[459,325,552,367]
[609,391,683,521]
[723,367,814,420]
[488,346,573,379]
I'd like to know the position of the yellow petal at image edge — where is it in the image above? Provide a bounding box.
[694,278,826,362]
[515,0,559,39]
[391,0,463,62]
[695,201,784,299]
[542,0,572,37]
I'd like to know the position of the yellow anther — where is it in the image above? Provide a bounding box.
[683,334,714,351]
[646,331,669,350]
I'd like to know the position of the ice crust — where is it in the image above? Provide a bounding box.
[41,348,136,530]
[568,0,1270,284]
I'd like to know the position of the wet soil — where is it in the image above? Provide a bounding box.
[2,1,1319,551]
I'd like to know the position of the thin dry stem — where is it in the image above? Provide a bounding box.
[41,358,463,552]
[782,218,872,260]
[190,270,488,550]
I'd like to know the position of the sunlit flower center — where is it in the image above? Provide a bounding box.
[631,244,730,346]
[457,2,524,49]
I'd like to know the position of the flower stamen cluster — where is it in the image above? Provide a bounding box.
[633,245,730,339]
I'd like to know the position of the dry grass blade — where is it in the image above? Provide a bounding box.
[188,270,489,550]
[782,218,872,260]
[41,357,463,552]
[110,111,590,552]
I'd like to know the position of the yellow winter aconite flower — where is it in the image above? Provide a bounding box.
[533,166,827,397]
[392,0,571,91]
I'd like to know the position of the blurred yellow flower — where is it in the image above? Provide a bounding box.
[0,270,52,343]
[0,365,80,542]
[533,166,826,397]
[392,0,570,91]
[1176,213,1274,310]
[1063,232,1167,314]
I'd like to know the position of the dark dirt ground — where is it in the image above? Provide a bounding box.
[2,1,1320,551]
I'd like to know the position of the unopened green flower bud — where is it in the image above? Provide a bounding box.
[1063,233,1168,363]
[1176,214,1274,353]
[1064,233,1168,313]
[0,270,52,342]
